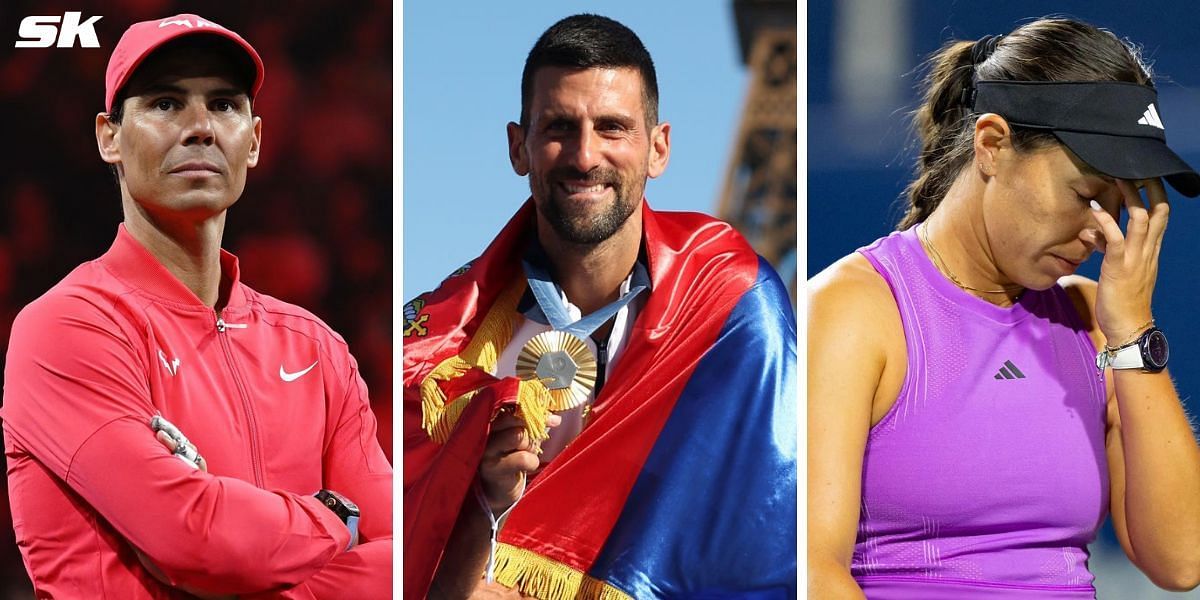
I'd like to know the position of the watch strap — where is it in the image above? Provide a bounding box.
[344,514,360,552]
[1108,343,1145,369]
[1096,326,1168,371]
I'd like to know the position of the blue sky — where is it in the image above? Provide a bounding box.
[402,1,747,298]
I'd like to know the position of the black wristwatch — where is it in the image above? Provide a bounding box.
[315,489,360,550]
[1095,327,1169,373]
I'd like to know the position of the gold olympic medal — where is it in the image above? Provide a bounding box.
[515,330,597,411]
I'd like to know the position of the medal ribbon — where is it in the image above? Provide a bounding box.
[521,255,650,338]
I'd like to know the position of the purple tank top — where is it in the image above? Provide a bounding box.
[852,225,1109,599]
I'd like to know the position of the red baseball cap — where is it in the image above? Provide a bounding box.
[104,13,265,113]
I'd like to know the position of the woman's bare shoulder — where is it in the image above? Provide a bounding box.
[808,251,907,369]
[809,252,896,318]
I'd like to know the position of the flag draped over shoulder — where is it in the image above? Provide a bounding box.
[403,200,797,599]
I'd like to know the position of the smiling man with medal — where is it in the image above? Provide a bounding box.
[403,14,797,600]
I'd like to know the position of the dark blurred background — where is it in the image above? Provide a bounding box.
[0,0,391,595]
[810,1,1200,597]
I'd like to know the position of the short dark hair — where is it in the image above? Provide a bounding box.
[519,14,659,129]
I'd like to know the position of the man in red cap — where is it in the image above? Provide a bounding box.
[1,14,391,598]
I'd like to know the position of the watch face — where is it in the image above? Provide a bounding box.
[318,490,361,519]
[1144,330,1169,368]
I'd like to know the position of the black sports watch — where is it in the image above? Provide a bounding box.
[315,489,360,550]
[1095,327,1169,373]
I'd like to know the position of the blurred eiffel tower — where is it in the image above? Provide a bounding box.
[718,0,797,298]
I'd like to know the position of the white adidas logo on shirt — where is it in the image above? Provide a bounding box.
[1138,103,1165,129]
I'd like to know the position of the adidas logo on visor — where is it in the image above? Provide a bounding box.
[1138,103,1165,130]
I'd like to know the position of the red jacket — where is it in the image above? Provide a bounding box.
[2,225,392,598]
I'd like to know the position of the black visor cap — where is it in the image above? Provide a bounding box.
[1055,130,1200,197]
[973,81,1200,197]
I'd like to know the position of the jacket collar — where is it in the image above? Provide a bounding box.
[99,224,247,309]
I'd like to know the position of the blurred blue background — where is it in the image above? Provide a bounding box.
[403,1,747,298]
[810,1,1200,597]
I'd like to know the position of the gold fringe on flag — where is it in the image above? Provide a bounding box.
[516,377,553,444]
[493,543,632,600]
[419,280,556,445]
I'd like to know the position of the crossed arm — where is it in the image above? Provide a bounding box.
[2,294,392,598]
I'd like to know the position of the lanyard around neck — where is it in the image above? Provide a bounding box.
[520,255,650,340]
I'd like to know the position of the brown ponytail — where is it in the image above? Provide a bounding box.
[899,40,977,230]
[898,19,1153,230]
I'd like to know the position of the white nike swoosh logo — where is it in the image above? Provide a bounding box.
[279,360,319,382]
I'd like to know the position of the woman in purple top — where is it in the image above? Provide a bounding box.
[809,18,1200,599]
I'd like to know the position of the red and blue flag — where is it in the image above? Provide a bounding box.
[403,201,796,599]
